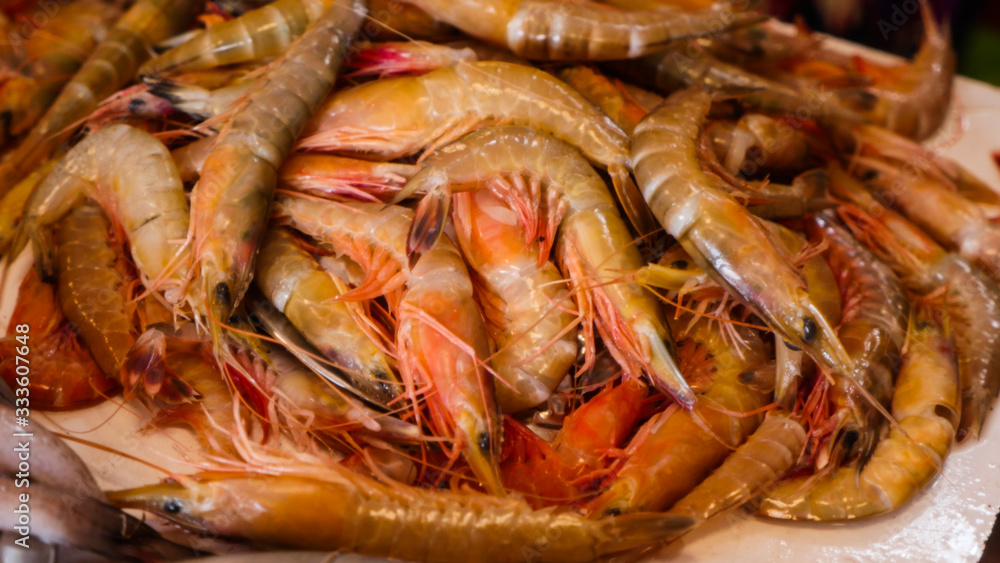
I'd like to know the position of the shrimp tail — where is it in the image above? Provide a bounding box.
[407,175,452,260]
[144,76,215,121]
[610,163,658,238]
[598,512,695,552]
[122,328,204,403]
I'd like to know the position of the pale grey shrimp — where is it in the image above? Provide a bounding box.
[187,0,365,343]
[297,60,657,236]
[401,0,763,60]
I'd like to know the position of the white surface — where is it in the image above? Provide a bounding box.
[35,47,1000,563]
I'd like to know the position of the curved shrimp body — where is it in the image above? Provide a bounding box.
[255,228,401,405]
[17,124,189,301]
[833,4,953,141]
[403,126,691,406]
[0,158,56,255]
[760,310,960,520]
[667,413,807,524]
[56,202,136,392]
[298,61,655,235]
[806,212,909,464]
[108,472,693,562]
[588,318,773,516]
[189,0,365,338]
[398,233,504,494]
[831,165,1000,441]
[0,0,118,145]
[631,87,852,378]
[0,0,203,197]
[401,0,762,61]
[141,0,337,76]
[453,190,577,413]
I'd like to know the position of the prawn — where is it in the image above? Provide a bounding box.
[558,65,659,135]
[297,60,657,237]
[13,123,190,304]
[140,0,341,76]
[830,164,1000,441]
[453,190,578,413]
[255,227,401,406]
[0,0,203,197]
[399,126,691,406]
[279,154,419,202]
[400,0,763,61]
[188,0,365,343]
[666,412,807,525]
[274,197,504,494]
[587,315,773,515]
[805,211,909,466]
[631,87,853,379]
[56,202,195,401]
[759,309,960,520]
[0,0,119,146]
[107,470,693,562]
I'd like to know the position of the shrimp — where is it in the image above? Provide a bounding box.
[255,227,401,406]
[453,190,578,413]
[107,470,693,562]
[759,309,960,520]
[587,315,773,515]
[666,413,807,525]
[0,0,119,146]
[56,201,193,402]
[0,0,203,197]
[631,87,853,379]
[830,164,1000,441]
[297,60,657,237]
[0,262,116,410]
[348,40,478,77]
[849,154,1000,286]
[0,157,56,255]
[140,0,341,76]
[188,0,365,343]
[13,124,190,303]
[273,197,504,494]
[399,126,691,406]
[399,0,763,61]
[397,233,504,494]
[830,3,953,141]
[805,211,909,466]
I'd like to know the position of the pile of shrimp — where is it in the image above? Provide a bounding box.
[0,0,991,560]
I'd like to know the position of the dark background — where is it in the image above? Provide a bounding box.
[766,0,1000,86]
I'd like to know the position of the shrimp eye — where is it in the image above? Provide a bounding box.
[214,282,232,306]
[163,499,183,514]
[861,170,878,181]
[128,97,145,114]
[802,317,818,343]
[605,508,622,517]
[478,432,492,454]
[784,340,801,352]
[670,260,688,270]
